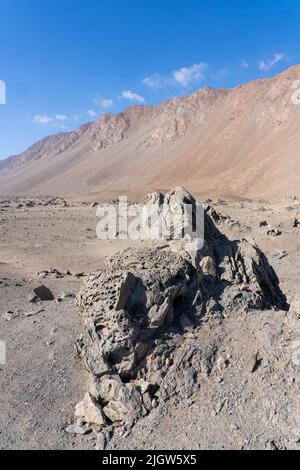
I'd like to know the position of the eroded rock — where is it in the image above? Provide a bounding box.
[74,187,288,430]
[74,392,105,426]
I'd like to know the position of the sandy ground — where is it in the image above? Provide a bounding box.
[0,195,299,449]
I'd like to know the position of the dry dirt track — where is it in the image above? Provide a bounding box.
[0,195,300,449]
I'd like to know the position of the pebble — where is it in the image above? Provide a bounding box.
[2,311,14,321]
[95,432,107,450]
[66,424,91,435]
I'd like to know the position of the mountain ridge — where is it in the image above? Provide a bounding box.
[1,65,300,199]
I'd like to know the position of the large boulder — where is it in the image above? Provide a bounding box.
[76,249,199,380]
[75,188,288,425]
[142,186,201,242]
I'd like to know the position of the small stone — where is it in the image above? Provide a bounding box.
[58,292,75,302]
[65,424,91,435]
[2,311,14,321]
[230,423,239,431]
[265,440,278,450]
[38,271,48,278]
[50,267,63,277]
[259,221,268,227]
[95,432,107,450]
[33,286,54,301]
[151,398,158,408]
[142,392,153,411]
[25,309,44,318]
[214,401,224,415]
[246,352,258,373]
[273,250,288,260]
[75,392,105,427]
[267,227,281,237]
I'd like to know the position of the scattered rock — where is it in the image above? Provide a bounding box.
[75,392,105,427]
[25,309,44,318]
[58,292,75,302]
[33,286,54,301]
[265,440,279,450]
[50,267,64,278]
[267,227,281,237]
[273,250,288,260]
[206,205,239,228]
[74,272,85,278]
[38,271,48,278]
[95,431,107,450]
[98,377,144,422]
[65,424,91,435]
[1,311,14,321]
[245,352,258,373]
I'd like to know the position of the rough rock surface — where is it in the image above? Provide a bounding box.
[74,392,106,427]
[74,188,288,433]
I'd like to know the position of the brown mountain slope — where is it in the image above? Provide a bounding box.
[1,66,300,199]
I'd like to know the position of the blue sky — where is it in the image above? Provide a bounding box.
[0,0,299,160]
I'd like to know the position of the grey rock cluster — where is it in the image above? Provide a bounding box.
[74,188,288,436]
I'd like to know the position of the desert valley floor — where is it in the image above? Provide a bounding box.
[0,191,300,450]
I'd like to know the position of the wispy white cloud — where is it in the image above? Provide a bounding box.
[34,114,54,124]
[211,66,231,81]
[33,113,68,126]
[258,53,285,71]
[143,62,208,91]
[240,59,249,69]
[172,63,208,87]
[55,114,67,122]
[87,109,97,117]
[94,95,114,108]
[142,74,170,91]
[121,90,145,103]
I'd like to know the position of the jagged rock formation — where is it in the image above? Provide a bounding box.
[86,113,131,151]
[77,249,198,379]
[74,188,287,431]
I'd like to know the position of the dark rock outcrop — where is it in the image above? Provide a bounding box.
[75,188,287,427]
